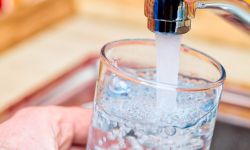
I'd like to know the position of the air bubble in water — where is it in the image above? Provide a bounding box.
[164,126,176,136]
[109,76,130,96]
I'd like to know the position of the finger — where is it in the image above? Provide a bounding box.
[59,107,92,145]
[58,123,74,150]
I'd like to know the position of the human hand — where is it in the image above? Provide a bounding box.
[0,106,92,150]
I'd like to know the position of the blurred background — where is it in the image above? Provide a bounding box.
[0,0,249,149]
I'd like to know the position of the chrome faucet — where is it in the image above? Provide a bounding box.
[144,0,250,34]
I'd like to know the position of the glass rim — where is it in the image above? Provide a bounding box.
[100,39,226,92]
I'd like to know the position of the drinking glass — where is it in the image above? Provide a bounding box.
[87,39,226,150]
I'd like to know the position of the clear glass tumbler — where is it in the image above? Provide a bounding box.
[87,39,226,150]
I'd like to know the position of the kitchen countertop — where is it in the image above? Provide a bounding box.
[0,15,153,112]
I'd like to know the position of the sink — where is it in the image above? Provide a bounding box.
[211,121,250,150]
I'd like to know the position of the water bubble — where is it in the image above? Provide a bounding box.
[164,126,176,136]
[108,76,130,96]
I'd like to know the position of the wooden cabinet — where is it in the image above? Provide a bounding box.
[0,0,75,53]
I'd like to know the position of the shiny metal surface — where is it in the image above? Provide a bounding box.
[144,0,196,34]
[197,0,250,32]
[145,0,250,34]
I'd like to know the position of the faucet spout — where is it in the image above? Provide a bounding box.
[145,0,250,34]
[144,0,196,34]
